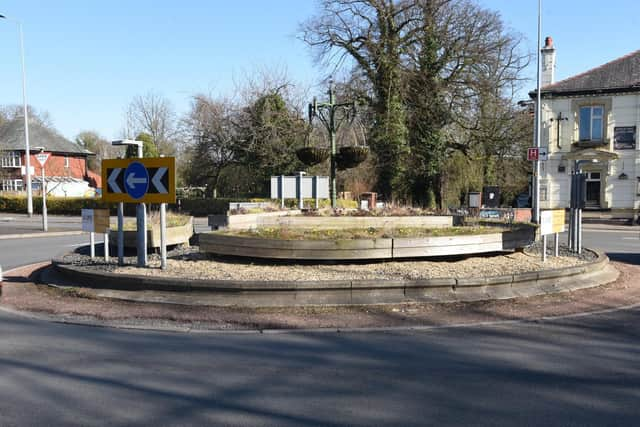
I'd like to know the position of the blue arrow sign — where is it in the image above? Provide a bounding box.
[124,161,149,200]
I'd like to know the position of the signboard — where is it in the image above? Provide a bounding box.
[614,126,636,150]
[270,175,330,199]
[81,209,110,233]
[538,148,548,161]
[101,157,176,203]
[527,148,539,161]
[35,153,49,167]
[540,209,565,235]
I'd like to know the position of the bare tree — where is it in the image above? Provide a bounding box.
[182,95,239,198]
[0,104,54,128]
[125,91,177,155]
[300,0,530,204]
[75,131,119,173]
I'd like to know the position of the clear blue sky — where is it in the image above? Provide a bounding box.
[1,0,638,142]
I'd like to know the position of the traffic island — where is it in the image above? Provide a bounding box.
[50,245,617,307]
[1,251,634,332]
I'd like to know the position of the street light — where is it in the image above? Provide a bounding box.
[0,13,33,217]
[111,139,146,267]
[308,80,357,208]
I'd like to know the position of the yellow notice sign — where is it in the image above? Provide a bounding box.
[540,209,565,235]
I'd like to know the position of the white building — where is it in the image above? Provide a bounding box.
[533,37,640,219]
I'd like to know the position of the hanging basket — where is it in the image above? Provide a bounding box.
[296,147,330,166]
[336,146,369,170]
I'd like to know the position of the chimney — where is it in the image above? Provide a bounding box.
[541,36,556,86]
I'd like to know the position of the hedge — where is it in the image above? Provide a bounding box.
[0,195,359,216]
[0,195,109,215]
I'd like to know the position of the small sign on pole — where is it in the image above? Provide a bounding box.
[82,209,110,260]
[527,148,539,161]
[540,209,566,261]
[35,152,49,167]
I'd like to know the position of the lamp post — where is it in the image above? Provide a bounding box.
[111,139,146,267]
[533,0,542,225]
[0,14,33,217]
[308,80,356,208]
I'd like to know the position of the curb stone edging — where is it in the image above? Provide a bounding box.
[50,249,615,307]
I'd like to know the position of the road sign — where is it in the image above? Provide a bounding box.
[101,157,175,203]
[81,209,110,233]
[527,148,539,161]
[539,148,548,161]
[35,153,49,167]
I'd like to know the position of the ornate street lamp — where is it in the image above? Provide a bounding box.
[305,80,362,208]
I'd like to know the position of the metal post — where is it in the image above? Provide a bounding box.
[117,202,124,265]
[554,232,559,257]
[329,85,337,209]
[135,143,147,267]
[298,172,304,210]
[160,203,167,270]
[542,234,547,262]
[90,232,95,259]
[280,175,285,209]
[533,0,542,225]
[577,208,582,254]
[41,165,47,232]
[17,21,33,217]
[104,231,109,262]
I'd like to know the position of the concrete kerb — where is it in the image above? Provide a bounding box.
[50,249,615,307]
[0,230,84,240]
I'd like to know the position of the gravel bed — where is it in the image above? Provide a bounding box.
[59,244,596,282]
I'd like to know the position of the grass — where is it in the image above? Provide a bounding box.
[223,225,523,240]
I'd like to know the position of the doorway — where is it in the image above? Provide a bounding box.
[585,171,601,208]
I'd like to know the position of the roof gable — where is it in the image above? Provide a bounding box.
[541,49,640,95]
[0,119,92,155]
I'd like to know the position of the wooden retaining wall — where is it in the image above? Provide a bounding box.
[199,227,536,260]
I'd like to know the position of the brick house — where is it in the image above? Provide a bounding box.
[532,38,640,219]
[0,119,100,197]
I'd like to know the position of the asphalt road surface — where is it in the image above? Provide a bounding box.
[0,225,638,426]
[0,306,638,426]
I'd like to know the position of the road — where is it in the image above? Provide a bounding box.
[0,223,638,425]
[0,304,638,426]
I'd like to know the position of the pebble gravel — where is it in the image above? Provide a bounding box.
[60,243,596,282]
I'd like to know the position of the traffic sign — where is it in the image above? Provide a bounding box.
[101,157,175,203]
[35,153,49,167]
[527,148,539,161]
[539,148,548,161]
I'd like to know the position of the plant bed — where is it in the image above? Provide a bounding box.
[199,224,536,260]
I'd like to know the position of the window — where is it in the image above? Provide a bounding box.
[579,105,603,141]
[64,156,70,168]
[1,151,22,168]
[1,179,23,192]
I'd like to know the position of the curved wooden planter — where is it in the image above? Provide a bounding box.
[199,226,536,261]
[110,217,194,249]
[208,213,456,231]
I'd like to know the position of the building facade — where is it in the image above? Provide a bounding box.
[0,119,99,197]
[533,38,640,218]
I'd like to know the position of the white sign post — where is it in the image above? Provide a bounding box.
[35,152,49,232]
